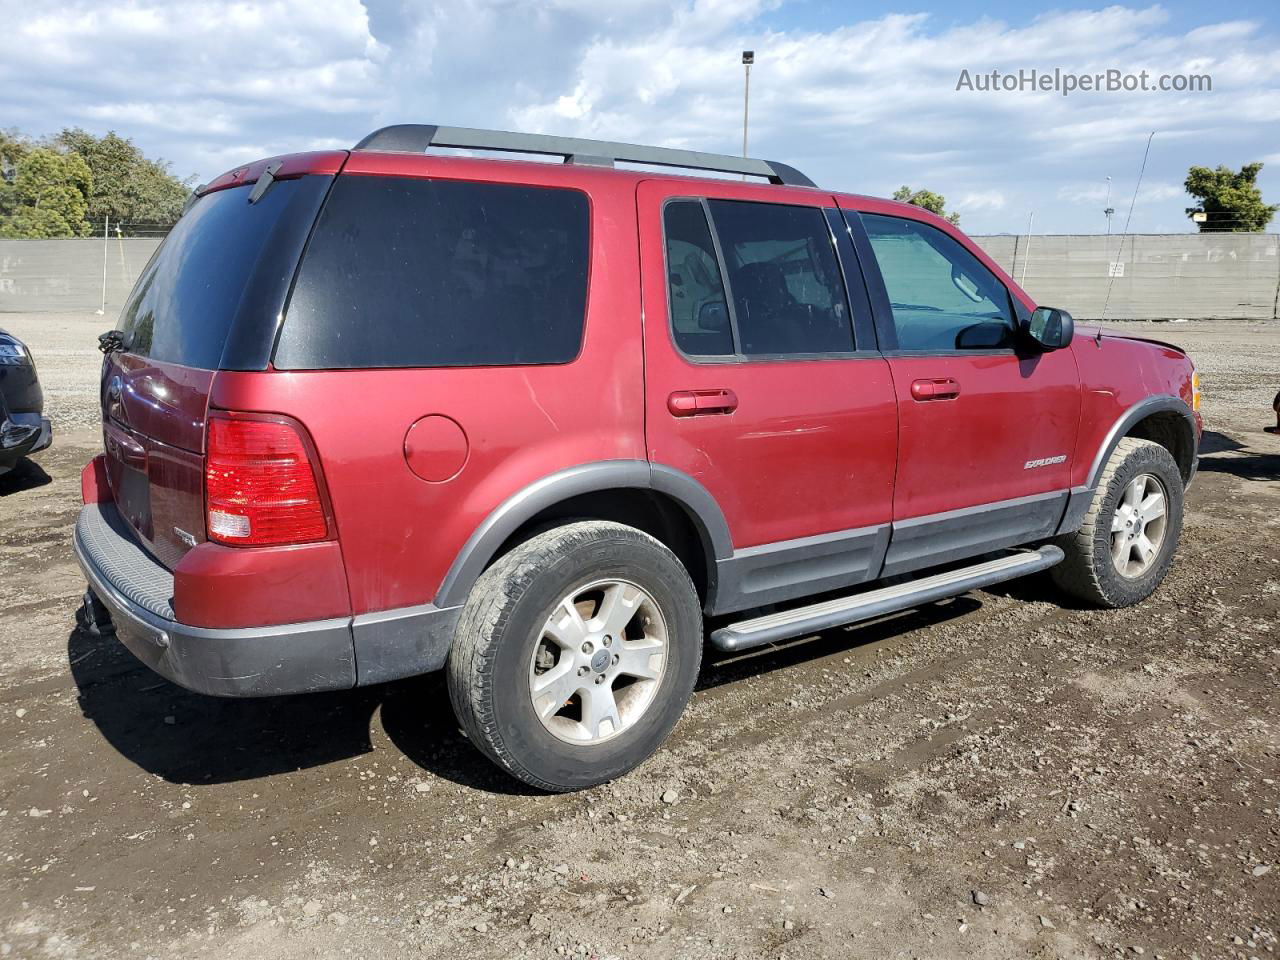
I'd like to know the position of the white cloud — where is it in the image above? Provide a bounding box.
[0,0,385,176]
[1,0,1277,232]
[494,2,1279,230]
[954,191,1007,213]
[1059,180,1184,205]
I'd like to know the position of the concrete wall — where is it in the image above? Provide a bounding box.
[1,233,1278,320]
[0,238,162,314]
[973,233,1280,320]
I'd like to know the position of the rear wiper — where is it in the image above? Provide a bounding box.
[248,161,283,205]
[182,184,206,215]
[98,330,126,355]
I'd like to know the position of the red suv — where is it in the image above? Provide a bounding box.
[75,125,1201,791]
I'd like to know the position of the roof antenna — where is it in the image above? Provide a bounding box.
[1098,130,1156,343]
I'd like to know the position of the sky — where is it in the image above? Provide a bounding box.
[3,0,1278,234]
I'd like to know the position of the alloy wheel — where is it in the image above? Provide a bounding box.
[528,579,668,744]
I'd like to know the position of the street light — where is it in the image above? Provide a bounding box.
[742,50,753,160]
[1104,175,1114,235]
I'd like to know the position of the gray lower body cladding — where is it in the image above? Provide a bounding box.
[711,490,1072,616]
[712,545,1064,653]
[880,490,1069,578]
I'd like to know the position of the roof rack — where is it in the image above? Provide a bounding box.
[352,124,817,188]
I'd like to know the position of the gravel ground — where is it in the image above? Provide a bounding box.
[0,313,1276,960]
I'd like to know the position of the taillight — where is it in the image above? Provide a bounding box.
[205,413,330,546]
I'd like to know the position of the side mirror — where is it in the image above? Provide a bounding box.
[1024,306,1074,351]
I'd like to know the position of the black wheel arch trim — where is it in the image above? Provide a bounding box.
[1083,394,1198,491]
[1057,394,1198,537]
[433,460,733,609]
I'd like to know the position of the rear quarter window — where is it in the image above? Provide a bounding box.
[120,179,324,369]
[274,176,590,370]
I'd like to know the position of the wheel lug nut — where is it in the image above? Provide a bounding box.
[594,675,605,685]
[577,665,589,677]
[603,635,612,647]
[581,641,593,654]
[612,654,620,666]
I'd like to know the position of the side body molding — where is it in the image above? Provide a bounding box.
[1056,394,1199,536]
[433,460,733,610]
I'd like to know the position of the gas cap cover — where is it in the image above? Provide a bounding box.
[404,415,469,483]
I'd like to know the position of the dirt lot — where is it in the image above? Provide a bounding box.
[1,313,1276,960]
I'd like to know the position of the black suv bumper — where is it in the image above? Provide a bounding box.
[0,411,51,473]
[0,343,50,473]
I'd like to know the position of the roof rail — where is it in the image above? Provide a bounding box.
[352,124,817,188]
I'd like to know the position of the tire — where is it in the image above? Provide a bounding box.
[446,520,703,792]
[1051,437,1184,608]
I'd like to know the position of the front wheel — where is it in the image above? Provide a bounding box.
[1051,437,1185,607]
[446,521,702,792]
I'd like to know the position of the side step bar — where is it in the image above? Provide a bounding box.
[709,545,1064,654]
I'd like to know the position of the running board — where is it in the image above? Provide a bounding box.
[709,545,1064,654]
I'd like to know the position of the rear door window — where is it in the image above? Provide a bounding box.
[860,214,1015,352]
[660,198,855,359]
[275,176,590,369]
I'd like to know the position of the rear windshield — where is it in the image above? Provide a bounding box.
[274,175,590,370]
[119,179,323,370]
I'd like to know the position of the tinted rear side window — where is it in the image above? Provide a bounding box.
[706,200,854,357]
[275,176,590,370]
[120,179,320,369]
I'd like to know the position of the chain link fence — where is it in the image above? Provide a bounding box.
[0,236,164,313]
[84,220,178,239]
[1,231,1277,319]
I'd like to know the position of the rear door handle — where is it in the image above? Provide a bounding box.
[668,389,739,417]
[910,378,960,401]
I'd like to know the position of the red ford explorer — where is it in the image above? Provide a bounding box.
[75,125,1201,791]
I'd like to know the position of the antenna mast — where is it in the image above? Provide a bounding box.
[1099,131,1156,330]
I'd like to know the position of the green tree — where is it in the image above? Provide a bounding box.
[0,148,93,238]
[0,130,33,223]
[53,128,191,228]
[1184,163,1277,232]
[893,185,961,225]
[0,129,32,181]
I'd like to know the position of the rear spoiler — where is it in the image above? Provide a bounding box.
[197,151,349,199]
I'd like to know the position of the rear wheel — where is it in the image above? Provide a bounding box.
[1051,437,1184,607]
[446,521,702,792]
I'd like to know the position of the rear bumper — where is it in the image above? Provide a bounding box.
[73,501,357,697]
[73,501,462,696]
[0,413,51,471]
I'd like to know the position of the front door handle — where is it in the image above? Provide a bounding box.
[910,378,960,401]
[668,388,739,417]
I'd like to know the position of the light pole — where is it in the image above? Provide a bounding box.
[742,50,753,160]
[1104,176,1114,235]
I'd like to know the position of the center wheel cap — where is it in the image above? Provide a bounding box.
[590,649,611,673]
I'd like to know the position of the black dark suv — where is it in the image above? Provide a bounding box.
[0,329,51,476]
